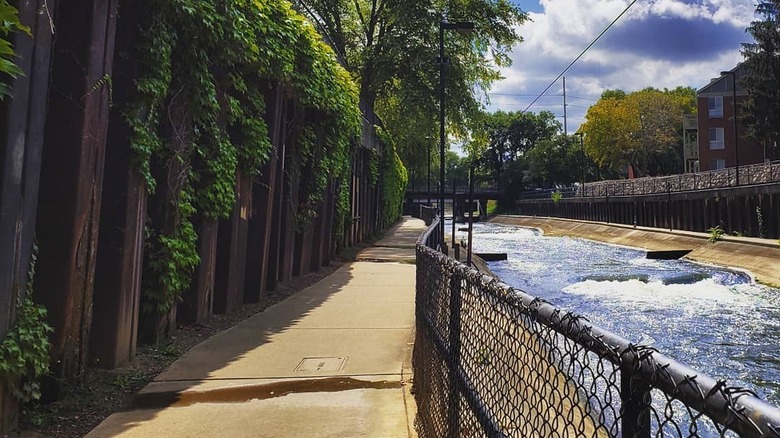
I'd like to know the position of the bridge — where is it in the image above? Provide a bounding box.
[404,188,499,220]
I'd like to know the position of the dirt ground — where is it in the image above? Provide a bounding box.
[10,255,356,438]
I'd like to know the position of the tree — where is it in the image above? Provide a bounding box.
[741,0,780,159]
[299,0,528,170]
[581,87,695,177]
[444,151,469,188]
[466,110,560,207]
[526,135,595,187]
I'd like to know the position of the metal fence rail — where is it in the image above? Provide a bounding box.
[413,217,780,437]
[579,161,780,198]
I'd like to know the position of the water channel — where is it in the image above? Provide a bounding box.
[452,221,780,405]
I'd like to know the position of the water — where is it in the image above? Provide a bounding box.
[452,221,780,405]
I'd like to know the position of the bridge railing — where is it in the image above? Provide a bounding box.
[414,217,780,438]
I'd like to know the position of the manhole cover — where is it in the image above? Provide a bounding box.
[294,356,348,372]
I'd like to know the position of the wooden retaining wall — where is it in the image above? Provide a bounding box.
[0,0,54,426]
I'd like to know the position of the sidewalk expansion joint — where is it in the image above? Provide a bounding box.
[355,258,416,264]
[130,376,407,410]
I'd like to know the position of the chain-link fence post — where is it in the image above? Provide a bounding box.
[620,358,651,438]
[447,271,462,438]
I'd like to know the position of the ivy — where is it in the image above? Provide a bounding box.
[376,126,409,227]
[0,0,30,99]
[368,148,379,187]
[0,244,52,402]
[124,0,362,316]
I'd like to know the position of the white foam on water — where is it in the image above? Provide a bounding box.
[562,278,759,312]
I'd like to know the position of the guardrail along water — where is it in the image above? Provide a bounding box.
[414,217,780,438]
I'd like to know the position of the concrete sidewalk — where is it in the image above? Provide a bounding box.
[86,217,426,438]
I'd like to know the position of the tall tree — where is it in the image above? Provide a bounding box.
[527,135,596,187]
[581,87,696,177]
[298,0,528,168]
[741,0,780,159]
[466,110,560,207]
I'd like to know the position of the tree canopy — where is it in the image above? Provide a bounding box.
[580,87,696,177]
[741,0,780,159]
[298,0,528,170]
[461,110,561,206]
[526,135,597,187]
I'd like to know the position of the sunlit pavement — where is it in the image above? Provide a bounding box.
[85,217,426,438]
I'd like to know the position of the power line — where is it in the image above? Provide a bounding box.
[523,0,638,113]
[487,92,563,97]
[568,95,599,102]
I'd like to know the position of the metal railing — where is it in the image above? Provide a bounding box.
[413,217,780,437]
[579,161,780,197]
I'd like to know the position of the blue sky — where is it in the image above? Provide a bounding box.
[489,0,757,133]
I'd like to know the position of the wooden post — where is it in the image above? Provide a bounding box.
[322,182,335,265]
[34,0,118,395]
[91,168,146,368]
[309,196,326,271]
[91,1,150,369]
[244,86,284,301]
[178,217,217,325]
[213,171,250,314]
[0,0,54,427]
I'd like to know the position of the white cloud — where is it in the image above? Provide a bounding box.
[489,0,756,131]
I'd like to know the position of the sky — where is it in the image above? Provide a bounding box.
[487,0,758,134]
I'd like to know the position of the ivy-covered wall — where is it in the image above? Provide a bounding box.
[118,0,363,341]
[376,127,409,228]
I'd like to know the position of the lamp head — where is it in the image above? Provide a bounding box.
[442,21,475,34]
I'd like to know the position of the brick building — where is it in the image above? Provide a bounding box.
[697,64,766,171]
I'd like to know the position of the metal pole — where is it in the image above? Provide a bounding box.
[578,132,585,196]
[467,164,474,267]
[732,74,740,186]
[427,143,431,206]
[563,76,568,136]
[721,70,740,186]
[439,22,446,252]
[452,177,457,252]
[620,365,652,438]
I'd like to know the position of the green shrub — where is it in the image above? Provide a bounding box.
[486,200,498,215]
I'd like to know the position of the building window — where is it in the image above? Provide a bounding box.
[711,159,726,170]
[708,96,723,117]
[709,127,724,149]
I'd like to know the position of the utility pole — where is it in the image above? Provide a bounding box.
[563,76,568,137]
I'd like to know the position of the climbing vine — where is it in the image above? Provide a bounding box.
[0,0,29,99]
[124,0,361,315]
[0,245,52,402]
[376,126,409,227]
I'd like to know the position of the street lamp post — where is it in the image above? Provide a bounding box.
[721,70,740,186]
[427,142,431,206]
[439,20,474,252]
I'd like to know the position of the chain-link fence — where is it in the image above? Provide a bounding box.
[413,217,780,437]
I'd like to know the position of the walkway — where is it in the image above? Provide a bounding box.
[86,217,426,438]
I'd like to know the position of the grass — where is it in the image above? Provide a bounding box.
[707,225,725,243]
